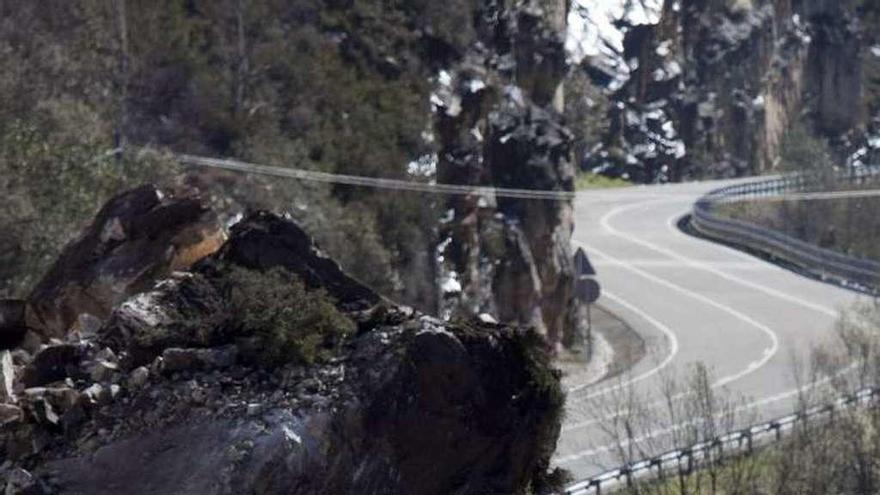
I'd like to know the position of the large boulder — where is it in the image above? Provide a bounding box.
[99,272,232,367]
[207,211,382,310]
[36,317,562,495]
[27,185,225,340]
[1,209,565,495]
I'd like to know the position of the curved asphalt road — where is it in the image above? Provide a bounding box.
[554,179,865,480]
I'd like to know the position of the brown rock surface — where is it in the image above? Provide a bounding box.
[26,185,225,340]
[0,208,565,495]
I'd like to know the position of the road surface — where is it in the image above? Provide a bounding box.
[554,178,865,480]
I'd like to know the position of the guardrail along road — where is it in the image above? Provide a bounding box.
[557,178,864,487]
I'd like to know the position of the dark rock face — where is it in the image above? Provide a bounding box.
[488,99,576,343]
[434,0,580,348]
[804,0,863,137]
[207,211,381,311]
[587,0,874,181]
[0,300,28,351]
[26,185,225,340]
[0,208,564,495]
[22,345,86,388]
[99,273,232,367]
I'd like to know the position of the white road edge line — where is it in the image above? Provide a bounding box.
[554,359,859,465]
[661,203,840,318]
[567,200,781,400]
[606,198,838,317]
[565,287,680,399]
[557,192,859,467]
[562,196,850,432]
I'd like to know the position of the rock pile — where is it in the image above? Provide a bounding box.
[0,189,565,495]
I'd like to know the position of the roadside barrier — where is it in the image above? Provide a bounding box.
[565,166,880,494]
[564,386,880,494]
[690,168,880,292]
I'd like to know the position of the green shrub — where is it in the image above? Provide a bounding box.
[516,328,566,414]
[219,265,355,367]
[778,121,834,177]
[574,172,631,190]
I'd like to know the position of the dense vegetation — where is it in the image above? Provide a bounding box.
[0,0,450,307]
[0,117,178,296]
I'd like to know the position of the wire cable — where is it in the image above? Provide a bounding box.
[135,148,880,203]
[174,153,578,201]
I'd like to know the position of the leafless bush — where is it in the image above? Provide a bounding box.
[584,300,880,494]
[586,363,753,495]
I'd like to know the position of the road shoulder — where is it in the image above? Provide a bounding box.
[557,304,646,390]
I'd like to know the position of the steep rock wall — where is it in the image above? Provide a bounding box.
[587,0,873,181]
[434,0,579,348]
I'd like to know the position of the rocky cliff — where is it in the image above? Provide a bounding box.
[580,0,880,182]
[0,188,566,494]
[432,0,581,349]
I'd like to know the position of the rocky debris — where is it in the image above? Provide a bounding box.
[99,273,231,367]
[26,185,225,341]
[3,467,44,494]
[66,314,102,344]
[85,360,116,384]
[82,347,120,383]
[20,386,83,427]
[126,367,149,389]
[1,351,14,402]
[0,404,21,426]
[159,346,237,373]
[19,316,561,495]
[0,206,565,495]
[80,383,116,407]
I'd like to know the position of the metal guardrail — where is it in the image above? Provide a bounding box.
[690,168,880,292]
[563,167,880,494]
[563,386,880,495]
